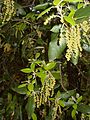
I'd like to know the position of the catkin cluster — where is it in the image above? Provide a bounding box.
[65,25,82,61]
[2,0,16,24]
[34,72,55,108]
[80,20,90,41]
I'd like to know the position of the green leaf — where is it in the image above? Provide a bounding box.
[28,83,34,91]
[15,2,26,16]
[73,104,77,110]
[18,23,26,31]
[51,71,61,79]
[74,5,90,20]
[64,16,75,26]
[12,86,28,95]
[68,9,75,18]
[31,63,35,71]
[33,3,50,10]
[36,71,46,85]
[37,7,53,19]
[50,25,61,33]
[77,96,82,103]
[71,109,76,119]
[77,104,90,114]
[18,84,27,88]
[32,113,37,120]
[53,0,60,5]
[59,100,65,107]
[21,68,32,73]
[44,62,56,70]
[56,91,61,98]
[83,44,90,52]
[59,89,76,100]
[48,33,66,61]
[35,53,40,59]
[64,101,74,106]
[25,96,35,119]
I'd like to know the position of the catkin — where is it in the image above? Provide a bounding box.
[65,25,82,61]
[34,72,56,108]
[2,0,16,24]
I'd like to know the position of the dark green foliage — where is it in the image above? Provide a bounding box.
[0,0,90,119]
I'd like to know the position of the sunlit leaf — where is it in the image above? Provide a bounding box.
[18,84,27,88]
[64,16,75,26]
[53,0,60,5]
[21,68,32,73]
[44,62,56,70]
[77,96,82,103]
[32,113,37,120]
[37,7,53,19]
[71,109,76,119]
[28,83,34,91]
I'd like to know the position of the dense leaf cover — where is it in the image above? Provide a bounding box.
[0,0,90,119]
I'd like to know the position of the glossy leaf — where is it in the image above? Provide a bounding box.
[77,96,82,103]
[59,89,76,100]
[12,86,28,95]
[36,71,46,85]
[31,63,35,71]
[51,71,61,79]
[28,83,34,91]
[32,113,37,120]
[71,109,76,119]
[33,3,50,10]
[53,0,60,5]
[59,100,65,107]
[44,62,56,70]
[48,33,66,61]
[21,68,32,73]
[26,96,35,119]
[74,5,90,20]
[77,104,90,114]
[73,104,77,110]
[18,84,27,88]
[50,25,61,33]
[37,7,53,19]
[64,16,75,26]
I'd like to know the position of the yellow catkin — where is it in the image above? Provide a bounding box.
[80,21,90,33]
[44,14,59,25]
[34,72,56,108]
[65,25,82,61]
[2,0,16,24]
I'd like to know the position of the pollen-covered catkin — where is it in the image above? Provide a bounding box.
[2,0,16,24]
[65,25,82,61]
[34,72,55,108]
[44,14,59,25]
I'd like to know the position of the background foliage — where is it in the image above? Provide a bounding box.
[0,0,90,119]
